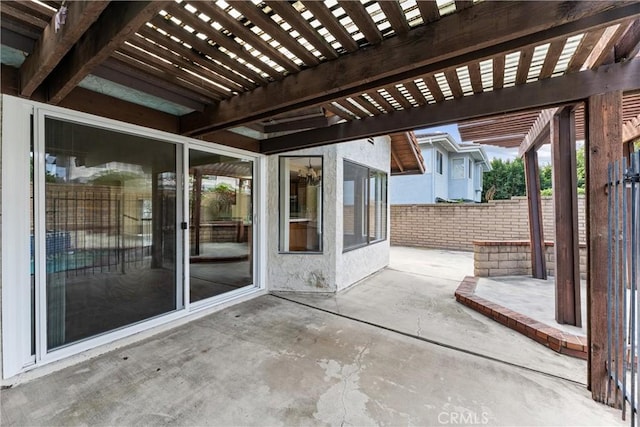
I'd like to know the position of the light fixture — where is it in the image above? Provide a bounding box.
[298,159,321,185]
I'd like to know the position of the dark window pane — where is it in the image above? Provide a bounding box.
[44,118,178,350]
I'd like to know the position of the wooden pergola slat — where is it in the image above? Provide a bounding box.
[467,62,484,94]
[444,68,464,98]
[353,95,382,116]
[129,30,244,94]
[584,21,634,69]
[117,45,225,101]
[515,46,534,85]
[338,0,383,45]
[195,1,301,74]
[265,1,339,60]
[335,99,366,119]
[384,84,413,109]
[93,59,207,111]
[493,55,505,89]
[166,3,276,80]
[366,90,396,113]
[614,19,640,62]
[149,15,266,88]
[539,38,567,79]
[416,1,440,24]
[421,74,445,102]
[301,1,359,53]
[323,103,354,121]
[109,52,218,104]
[379,1,410,35]
[232,1,320,67]
[566,28,606,72]
[404,80,428,106]
[138,23,256,91]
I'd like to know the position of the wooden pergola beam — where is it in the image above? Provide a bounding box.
[518,108,557,156]
[260,59,640,154]
[19,1,109,97]
[615,19,640,62]
[45,1,170,105]
[181,1,640,136]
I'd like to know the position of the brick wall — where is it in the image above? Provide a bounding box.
[391,196,585,251]
[473,240,587,279]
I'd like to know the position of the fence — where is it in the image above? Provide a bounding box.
[390,196,586,251]
[39,184,162,276]
[607,151,639,424]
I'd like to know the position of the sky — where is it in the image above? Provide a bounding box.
[415,123,555,165]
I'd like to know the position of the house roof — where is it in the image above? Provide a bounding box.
[389,131,425,175]
[1,1,638,158]
[417,132,491,171]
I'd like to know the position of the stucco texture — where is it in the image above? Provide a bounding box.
[267,136,391,293]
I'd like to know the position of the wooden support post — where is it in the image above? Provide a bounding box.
[552,108,582,326]
[524,150,547,279]
[586,91,623,402]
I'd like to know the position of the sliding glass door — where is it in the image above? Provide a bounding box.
[187,149,254,303]
[19,108,259,368]
[42,117,180,350]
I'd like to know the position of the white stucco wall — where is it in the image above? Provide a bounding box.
[267,145,338,292]
[267,136,391,293]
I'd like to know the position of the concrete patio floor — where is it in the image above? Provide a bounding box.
[0,247,624,426]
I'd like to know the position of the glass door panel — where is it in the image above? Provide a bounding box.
[188,150,253,303]
[44,118,179,350]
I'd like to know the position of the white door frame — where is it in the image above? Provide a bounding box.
[1,95,267,379]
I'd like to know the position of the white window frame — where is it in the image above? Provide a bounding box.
[436,150,444,175]
[1,95,267,379]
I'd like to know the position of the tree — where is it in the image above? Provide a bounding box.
[482,158,526,201]
[538,146,585,196]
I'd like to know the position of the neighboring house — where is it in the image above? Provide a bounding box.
[390,132,491,204]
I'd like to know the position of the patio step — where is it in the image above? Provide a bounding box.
[455,276,587,359]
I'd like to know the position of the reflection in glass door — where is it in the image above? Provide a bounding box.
[188,150,253,303]
[43,117,180,350]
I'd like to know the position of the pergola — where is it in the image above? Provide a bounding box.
[1,0,639,407]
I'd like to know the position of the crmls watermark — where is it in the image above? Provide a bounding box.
[437,411,490,425]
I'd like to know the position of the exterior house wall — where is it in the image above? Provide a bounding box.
[389,146,433,204]
[474,164,483,202]
[448,154,469,200]
[390,196,586,251]
[335,138,391,291]
[266,145,337,292]
[267,136,391,293]
[433,148,448,201]
[467,160,477,201]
